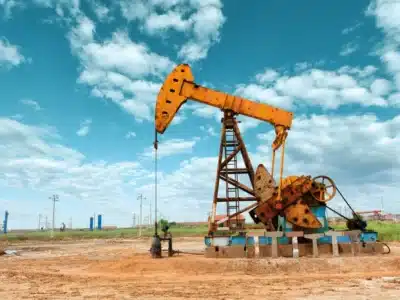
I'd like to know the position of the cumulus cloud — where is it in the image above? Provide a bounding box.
[366,0,400,91]
[0,0,24,19]
[340,42,359,56]
[0,117,147,215]
[125,131,136,139]
[119,0,226,62]
[234,65,388,110]
[20,99,41,111]
[141,138,198,159]
[76,119,92,137]
[137,113,400,221]
[68,16,174,122]
[0,37,26,68]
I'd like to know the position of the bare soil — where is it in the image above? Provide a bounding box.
[1,238,400,299]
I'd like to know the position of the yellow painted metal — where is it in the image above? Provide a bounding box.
[155,64,293,135]
[285,201,322,229]
[254,164,276,202]
[252,167,338,229]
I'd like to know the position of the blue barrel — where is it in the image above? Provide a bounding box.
[3,210,8,234]
[89,217,94,231]
[97,214,102,230]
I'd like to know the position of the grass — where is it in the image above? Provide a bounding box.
[332,221,400,242]
[0,225,210,242]
[1,221,399,242]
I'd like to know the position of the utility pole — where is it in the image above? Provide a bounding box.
[149,200,152,226]
[132,212,136,228]
[38,213,42,230]
[45,216,48,230]
[138,194,144,237]
[49,194,59,238]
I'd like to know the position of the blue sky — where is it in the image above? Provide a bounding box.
[0,0,399,229]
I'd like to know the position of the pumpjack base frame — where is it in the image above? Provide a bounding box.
[203,231,383,258]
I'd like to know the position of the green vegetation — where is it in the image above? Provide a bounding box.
[0,224,210,242]
[0,221,398,242]
[332,221,400,241]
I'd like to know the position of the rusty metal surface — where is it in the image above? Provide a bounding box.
[311,175,336,202]
[250,171,330,229]
[216,197,257,202]
[209,111,257,234]
[285,201,322,228]
[254,164,276,202]
[219,175,255,196]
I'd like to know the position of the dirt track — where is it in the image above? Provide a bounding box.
[1,237,400,299]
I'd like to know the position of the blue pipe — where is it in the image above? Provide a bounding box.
[97,214,102,230]
[89,217,94,231]
[3,210,9,234]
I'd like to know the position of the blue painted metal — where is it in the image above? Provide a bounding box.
[204,236,256,247]
[3,210,9,234]
[230,236,246,245]
[258,236,272,245]
[97,214,102,230]
[246,237,255,246]
[89,217,94,231]
[361,231,378,242]
[280,205,329,235]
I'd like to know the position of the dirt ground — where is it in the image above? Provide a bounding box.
[1,237,400,299]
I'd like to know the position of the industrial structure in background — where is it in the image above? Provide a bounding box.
[152,63,389,258]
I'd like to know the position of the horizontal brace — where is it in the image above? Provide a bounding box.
[219,174,255,196]
[217,197,257,202]
[220,168,250,174]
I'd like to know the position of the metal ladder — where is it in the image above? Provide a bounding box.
[224,127,240,230]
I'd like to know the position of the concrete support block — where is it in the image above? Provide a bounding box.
[343,230,361,256]
[204,246,246,258]
[298,243,313,257]
[278,244,293,257]
[259,245,272,257]
[285,231,304,258]
[246,246,255,258]
[357,242,384,255]
[304,233,325,257]
[264,231,284,258]
[325,231,343,257]
[254,236,260,258]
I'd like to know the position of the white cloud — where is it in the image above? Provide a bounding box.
[233,65,389,111]
[0,0,24,19]
[66,13,174,122]
[388,92,400,106]
[0,37,25,68]
[366,1,400,91]
[119,0,226,62]
[136,113,400,222]
[142,138,198,159]
[91,0,112,22]
[255,69,279,83]
[342,22,362,35]
[0,117,147,218]
[125,131,136,139]
[76,119,92,137]
[20,99,41,111]
[235,83,294,110]
[200,125,217,137]
[370,78,392,96]
[340,42,359,56]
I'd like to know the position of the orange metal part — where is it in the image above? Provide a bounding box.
[252,165,336,229]
[155,64,293,134]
